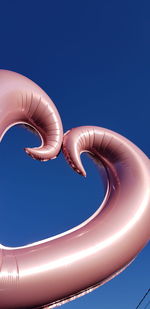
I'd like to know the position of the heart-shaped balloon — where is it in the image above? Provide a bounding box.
[0,70,149,309]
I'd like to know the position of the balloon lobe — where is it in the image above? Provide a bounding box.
[0,70,63,161]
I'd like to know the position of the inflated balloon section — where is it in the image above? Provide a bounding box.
[0,70,149,309]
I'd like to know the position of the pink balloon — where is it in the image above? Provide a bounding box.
[0,71,149,309]
[0,70,63,161]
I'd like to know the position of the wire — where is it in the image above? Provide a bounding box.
[136,289,150,308]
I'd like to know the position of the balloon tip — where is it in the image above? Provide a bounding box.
[76,168,86,177]
[24,147,35,159]
[82,171,86,177]
[24,148,49,162]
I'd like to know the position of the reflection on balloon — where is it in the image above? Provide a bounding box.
[0,70,149,309]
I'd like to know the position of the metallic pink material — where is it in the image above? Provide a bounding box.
[0,71,149,308]
[0,70,63,161]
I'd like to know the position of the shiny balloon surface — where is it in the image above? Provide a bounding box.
[0,70,149,309]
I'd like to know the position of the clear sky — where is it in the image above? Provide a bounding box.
[0,1,149,308]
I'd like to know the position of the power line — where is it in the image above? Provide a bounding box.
[136,289,150,309]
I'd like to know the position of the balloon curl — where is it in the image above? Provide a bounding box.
[0,70,63,161]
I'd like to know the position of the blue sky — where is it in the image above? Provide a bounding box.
[0,1,149,308]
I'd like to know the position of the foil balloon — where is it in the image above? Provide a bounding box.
[0,70,149,309]
[0,70,63,161]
